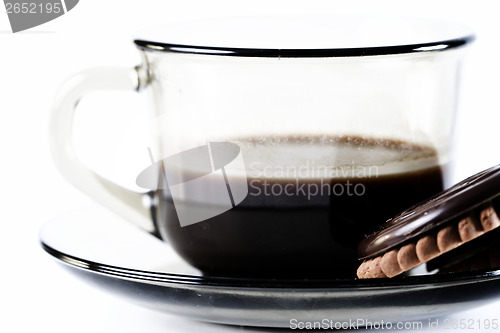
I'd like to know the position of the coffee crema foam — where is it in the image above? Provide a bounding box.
[228,135,441,180]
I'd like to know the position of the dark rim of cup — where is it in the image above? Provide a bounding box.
[134,35,475,58]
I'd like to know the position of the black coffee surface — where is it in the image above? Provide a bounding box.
[156,136,445,278]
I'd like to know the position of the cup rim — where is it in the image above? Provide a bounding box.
[134,34,474,58]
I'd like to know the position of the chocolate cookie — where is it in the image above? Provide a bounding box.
[357,165,500,279]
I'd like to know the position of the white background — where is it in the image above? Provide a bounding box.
[2,0,500,332]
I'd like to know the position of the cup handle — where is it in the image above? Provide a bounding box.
[50,66,157,236]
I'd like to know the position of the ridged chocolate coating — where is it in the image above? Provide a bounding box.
[358,165,500,259]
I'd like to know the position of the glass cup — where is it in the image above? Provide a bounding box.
[50,16,474,278]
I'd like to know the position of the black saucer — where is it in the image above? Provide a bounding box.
[40,206,500,328]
